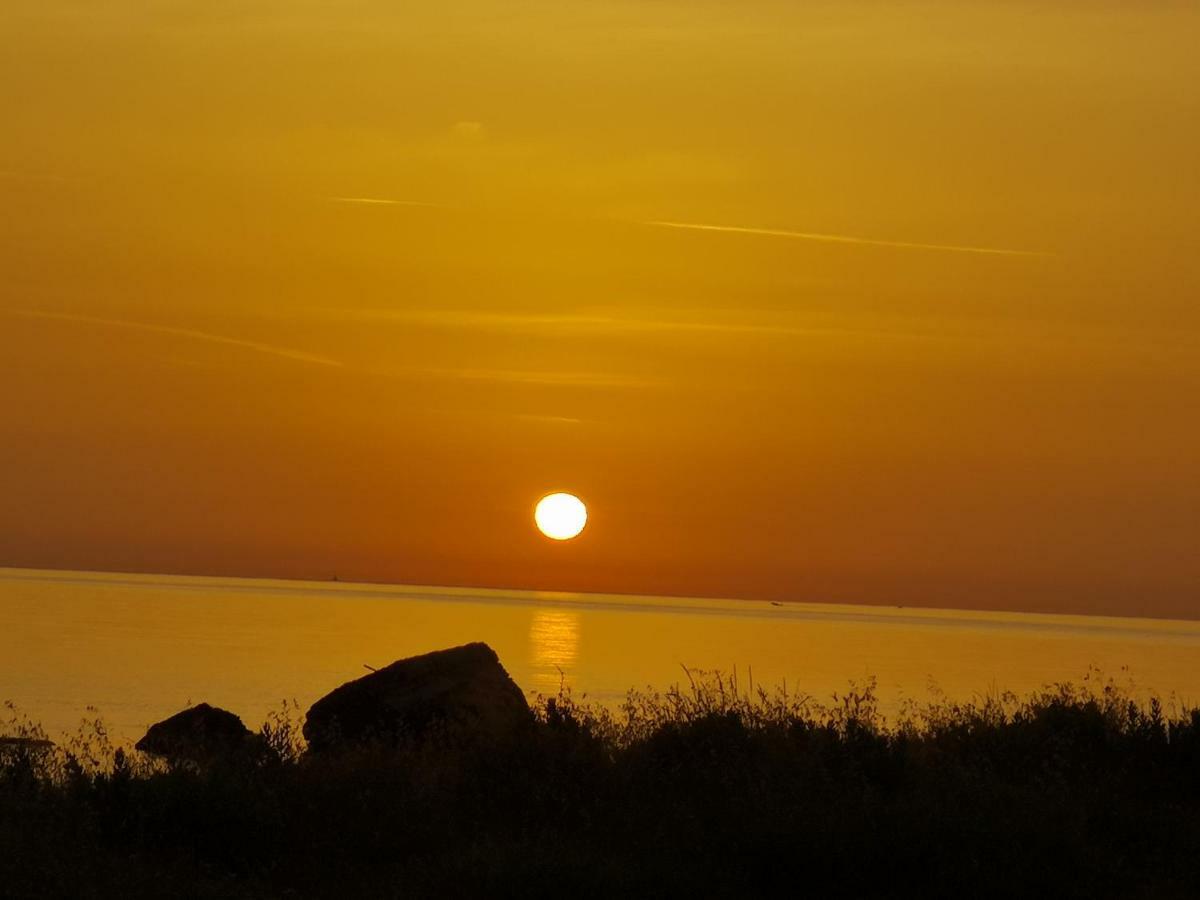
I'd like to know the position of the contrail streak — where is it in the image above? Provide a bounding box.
[327,198,1041,256]
[4,310,343,367]
[330,197,447,208]
[643,220,1049,257]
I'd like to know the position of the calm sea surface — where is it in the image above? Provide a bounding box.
[2,567,1198,743]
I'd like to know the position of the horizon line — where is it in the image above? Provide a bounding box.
[1,564,1193,631]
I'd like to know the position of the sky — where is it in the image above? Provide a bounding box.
[1,1,1198,618]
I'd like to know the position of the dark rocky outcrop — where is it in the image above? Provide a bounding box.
[135,703,253,763]
[303,642,531,752]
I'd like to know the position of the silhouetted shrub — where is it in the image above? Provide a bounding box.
[3,674,1200,898]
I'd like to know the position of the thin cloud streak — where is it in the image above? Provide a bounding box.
[418,367,656,389]
[4,310,343,368]
[643,220,1051,257]
[512,413,585,425]
[319,308,938,342]
[348,309,770,334]
[330,197,448,208]
[324,197,1044,257]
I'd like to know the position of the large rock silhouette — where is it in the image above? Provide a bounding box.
[303,642,531,752]
[136,703,253,763]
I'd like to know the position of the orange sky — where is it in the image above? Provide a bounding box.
[2,1,1198,617]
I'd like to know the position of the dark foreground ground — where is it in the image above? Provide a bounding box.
[3,673,1199,899]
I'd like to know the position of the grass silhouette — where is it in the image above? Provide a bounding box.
[3,670,1199,898]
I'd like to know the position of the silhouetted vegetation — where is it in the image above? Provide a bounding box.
[3,671,1200,898]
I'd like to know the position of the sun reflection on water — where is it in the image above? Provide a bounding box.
[529,608,581,695]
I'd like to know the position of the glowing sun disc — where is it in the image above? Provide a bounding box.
[535,492,587,540]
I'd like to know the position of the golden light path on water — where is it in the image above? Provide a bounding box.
[529,609,582,695]
[3,568,1200,743]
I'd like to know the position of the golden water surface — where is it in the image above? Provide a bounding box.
[2,568,1198,743]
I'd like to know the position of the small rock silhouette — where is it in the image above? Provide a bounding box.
[136,703,253,763]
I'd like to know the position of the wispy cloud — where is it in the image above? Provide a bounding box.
[512,413,585,425]
[322,191,1044,258]
[320,308,935,342]
[418,367,656,389]
[329,197,448,208]
[643,220,1050,257]
[343,309,734,335]
[4,310,343,368]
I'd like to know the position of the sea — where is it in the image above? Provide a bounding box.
[2,567,1198,743]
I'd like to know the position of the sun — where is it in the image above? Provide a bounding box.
[535,492,588,541]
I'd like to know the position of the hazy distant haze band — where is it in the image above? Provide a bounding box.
[3,568,1197,642]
